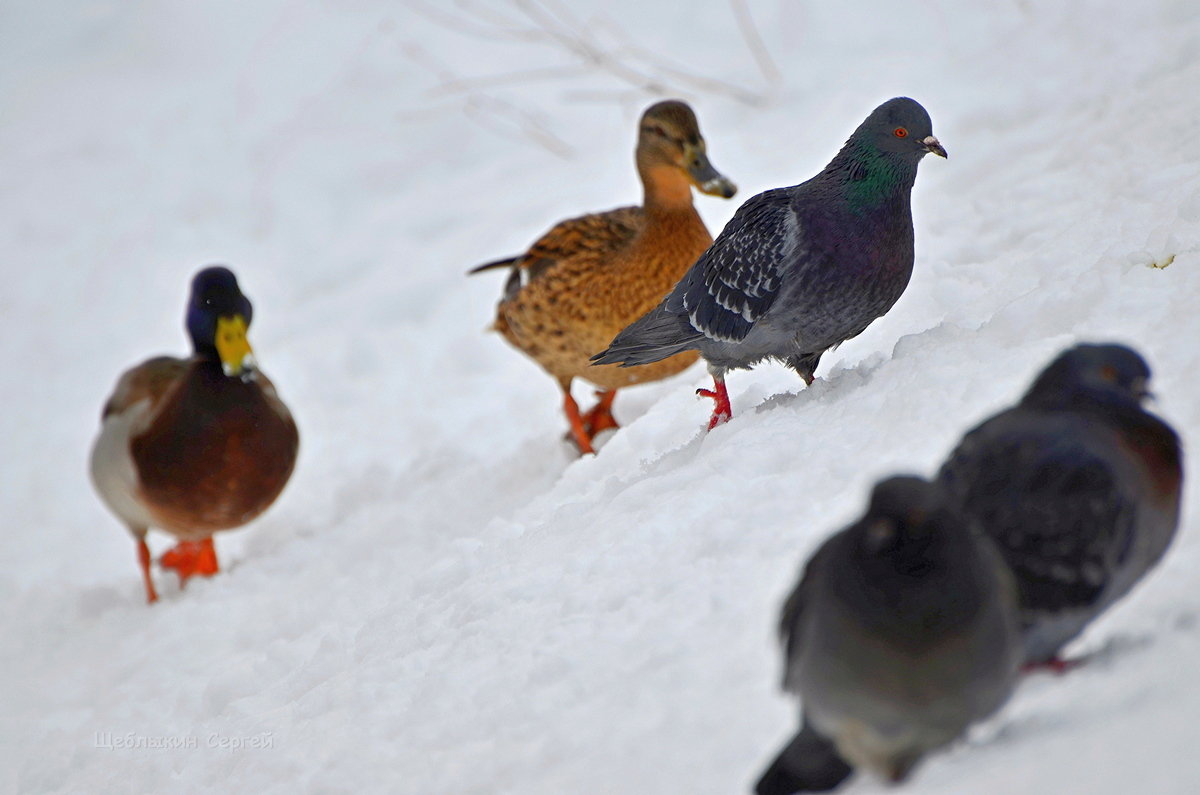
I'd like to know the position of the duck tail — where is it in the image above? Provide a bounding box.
[469,256,525,303]
[467,256,518,275]
[591,302,701,367]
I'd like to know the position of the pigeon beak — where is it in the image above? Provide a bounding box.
[1132,377,1154,403]
[922,135,948,159]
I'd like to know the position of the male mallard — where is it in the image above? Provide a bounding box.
[470,100,736,454]
[90,266,299,603]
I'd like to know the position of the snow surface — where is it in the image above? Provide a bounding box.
[3,1,1200,792]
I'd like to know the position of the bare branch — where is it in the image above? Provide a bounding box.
[395,0,787,155]
[429,65,593,97]
[463,95,576,158]
[406,0,538,43]
[731,0,782,88]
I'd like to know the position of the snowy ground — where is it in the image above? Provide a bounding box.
[3,1,1200,792]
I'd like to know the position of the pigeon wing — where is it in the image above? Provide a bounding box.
[777,536,839,692]
[670,187,800,343]
[940,423,1136,614]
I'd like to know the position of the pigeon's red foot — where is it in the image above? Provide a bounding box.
[160,538,220,587]
[138,538,159,605]
[581,390,619,437]
[1021,656,1081,675]
[697,378,732,430]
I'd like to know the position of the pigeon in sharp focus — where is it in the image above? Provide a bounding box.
[937,343,1183,669]
[757,476,1021,792]
[593,97,946,430]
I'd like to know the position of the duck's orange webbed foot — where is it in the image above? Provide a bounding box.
[138,538,159,604]
[562,392,596,455]
[160,537,220,587]
[697,376,732,430]
[581,389,619,437]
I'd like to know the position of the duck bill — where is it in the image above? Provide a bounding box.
[922,135,948,158]
[215,315,256,377]
[685,144,737,198]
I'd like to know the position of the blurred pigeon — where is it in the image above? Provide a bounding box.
[937,343,1183,669]
[754,718,851,795]
[594,97,946,429]
[757,476,1021,792]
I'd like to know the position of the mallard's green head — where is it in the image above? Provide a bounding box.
[186,265,256,377]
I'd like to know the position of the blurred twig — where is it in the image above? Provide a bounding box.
[731,0,782,88]
[401,39,577,157]
[463,95,576,158]
[397,0,782,156]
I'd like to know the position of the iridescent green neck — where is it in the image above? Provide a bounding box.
[828,139,916,213]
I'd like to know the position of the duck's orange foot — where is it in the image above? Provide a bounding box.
[138,538,159,605]
[562,391,597,455]
[581,389,620,437]
[697,377,732,430]
[159,538,219,587]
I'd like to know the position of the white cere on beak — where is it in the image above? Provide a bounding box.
[922,135,948,158]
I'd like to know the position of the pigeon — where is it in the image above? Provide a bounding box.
[937,343,1184,669]
[757,476,1021,792]
[593,97,946,429]
[754,718,852,795]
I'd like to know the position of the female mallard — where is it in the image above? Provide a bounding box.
[90,266,299,603]
[470,100,736,454]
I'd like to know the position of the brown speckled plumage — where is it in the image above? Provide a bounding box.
[495,202,712,391]
[473,100,735,452]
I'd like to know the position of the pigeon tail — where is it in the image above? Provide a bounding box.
[755,720,853,795]
[591,302,701,367]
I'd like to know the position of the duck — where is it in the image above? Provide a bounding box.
[470,99,736,454]
[90,266,299,603]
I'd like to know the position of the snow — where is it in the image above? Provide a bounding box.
[3,0,1200,792]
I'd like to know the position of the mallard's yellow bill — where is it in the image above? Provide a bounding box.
[215,315,255,376]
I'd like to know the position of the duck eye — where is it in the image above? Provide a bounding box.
[893,127,908,138]
[644,124,668,138]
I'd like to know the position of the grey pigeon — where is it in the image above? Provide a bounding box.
[593,97,945,429]
[937,343,1184,669]
[756,476,1021,793]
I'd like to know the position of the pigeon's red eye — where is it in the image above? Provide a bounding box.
[893,127,908,138]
